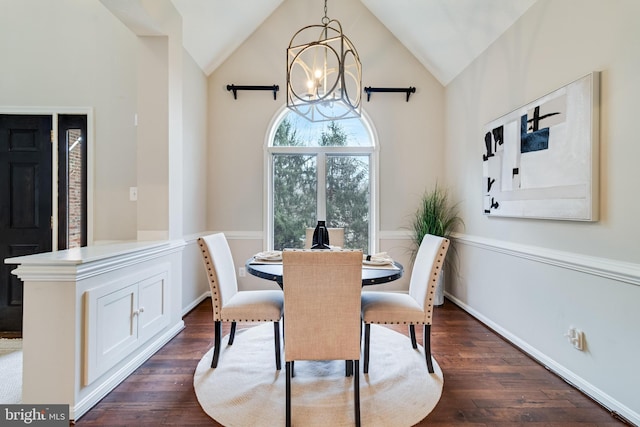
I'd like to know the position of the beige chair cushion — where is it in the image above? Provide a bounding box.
[220,290,283,322]
[361,291,425,324]
[283,249,362,362]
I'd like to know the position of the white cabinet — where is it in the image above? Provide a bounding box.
[7,240,185,421]
[84,265,170,385]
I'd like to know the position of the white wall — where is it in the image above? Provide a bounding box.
[99,0,210,308]
[445,0,640,423]
[181,50,209,310]
[182,51,208,237]
[206,0,445,290]
[1,0,204,244]
[1,0,211,315]
[136,35,170,238]
[101,0,186,242]
[0,0,139,241]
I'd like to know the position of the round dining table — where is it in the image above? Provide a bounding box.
[245,257,404,287]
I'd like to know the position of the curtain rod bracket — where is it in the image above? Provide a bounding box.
[364,86,416,102]
[226,84,279,100]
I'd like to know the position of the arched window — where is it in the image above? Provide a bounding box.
[266,109,377,252]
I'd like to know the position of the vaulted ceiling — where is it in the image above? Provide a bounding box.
[171,0,537,86]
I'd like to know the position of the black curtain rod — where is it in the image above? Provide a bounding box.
[226,84,279,100]
[364,86,416,102]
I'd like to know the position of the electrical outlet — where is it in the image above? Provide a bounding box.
[565,326,585,351]
[238,267,246,277]
[129,187,138,201]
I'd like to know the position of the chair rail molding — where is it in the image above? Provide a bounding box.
[452,232,640,287]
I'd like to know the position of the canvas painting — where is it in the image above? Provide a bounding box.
[482,72,599,220]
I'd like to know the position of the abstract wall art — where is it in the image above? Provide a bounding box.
[482,72,600,221]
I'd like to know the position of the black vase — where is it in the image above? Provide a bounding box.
[311,220,330,249]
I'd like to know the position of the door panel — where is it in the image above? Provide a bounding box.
[0,115,52,334]
[11,163,42,228]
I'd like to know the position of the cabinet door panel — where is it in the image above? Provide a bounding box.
[96,283,139,376]
[83,265,171,386]
[138,272,169,342]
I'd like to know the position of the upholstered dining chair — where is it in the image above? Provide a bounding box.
[283,249,363,427]
[361,234,449,374]
[304,227,345,249]
[197,233,283,370]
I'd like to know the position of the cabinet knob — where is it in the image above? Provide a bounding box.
[132,307,145,316]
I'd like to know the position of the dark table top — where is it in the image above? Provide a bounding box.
[245,258,404,287]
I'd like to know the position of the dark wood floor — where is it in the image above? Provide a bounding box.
[75,298,627,426]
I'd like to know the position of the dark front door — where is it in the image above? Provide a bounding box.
[0,114,53,334]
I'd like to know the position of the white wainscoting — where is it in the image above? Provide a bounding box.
[448,233,640,426]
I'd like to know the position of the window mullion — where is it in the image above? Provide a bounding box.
[317,152,326,220]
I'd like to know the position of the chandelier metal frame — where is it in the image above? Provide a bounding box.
[286,0,362,122]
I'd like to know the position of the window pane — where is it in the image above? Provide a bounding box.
[273,113,371,147]
[270,109,375,253]
[326,155,369,251]
[66,129,83,248]
[273,154,317,250]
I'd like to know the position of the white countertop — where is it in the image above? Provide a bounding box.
[4,240,184,267]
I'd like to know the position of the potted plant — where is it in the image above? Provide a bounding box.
[410,183,464,305]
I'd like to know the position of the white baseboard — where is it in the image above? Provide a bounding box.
[445,293,639,426]
[182,291,211,316]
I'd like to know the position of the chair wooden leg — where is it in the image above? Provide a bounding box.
[409,324,417,349]
[286,361,292,427]
[363,324,371,373]
[211,320,222,368]
[345,360,352,377]
[274,321,281,370]
[424,324,434,373]
[228,321,237,345]
[354,360,361,427]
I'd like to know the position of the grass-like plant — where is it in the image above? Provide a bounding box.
[411,183,464,262]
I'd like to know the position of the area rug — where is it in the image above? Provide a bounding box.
[0,339,22,404]
[194,324,443,426]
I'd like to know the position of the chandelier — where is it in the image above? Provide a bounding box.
[286,0,362,122]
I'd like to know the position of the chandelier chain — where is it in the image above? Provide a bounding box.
[322,0,329,25]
